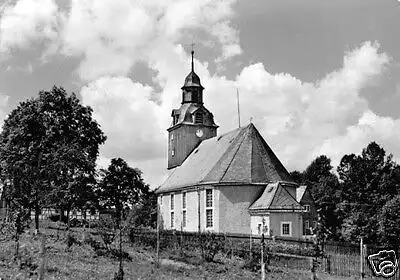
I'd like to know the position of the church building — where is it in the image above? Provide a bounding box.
[155,51,316,238]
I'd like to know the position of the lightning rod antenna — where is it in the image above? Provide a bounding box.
[237,88,241,128]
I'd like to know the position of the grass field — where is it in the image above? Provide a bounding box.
[0,225,374,280]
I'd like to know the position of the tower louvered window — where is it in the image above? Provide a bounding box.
[195,112,203,124]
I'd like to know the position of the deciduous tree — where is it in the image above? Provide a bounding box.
[337,142,400,243]
[0,86,106,232]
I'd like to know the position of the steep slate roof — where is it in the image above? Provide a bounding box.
[249,182,304,211]
[156,123,291,193]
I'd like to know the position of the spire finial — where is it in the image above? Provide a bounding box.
[190,42,195,72]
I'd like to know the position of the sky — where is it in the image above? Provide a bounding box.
[1,0,400,187]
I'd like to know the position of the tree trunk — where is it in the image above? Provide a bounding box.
[66,210,70,231]
[38,234,46,280]
[118,212,124,279]
[14,213,21,258]
[35,206,40,235]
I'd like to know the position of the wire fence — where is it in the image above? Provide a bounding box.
[130,228,400,279]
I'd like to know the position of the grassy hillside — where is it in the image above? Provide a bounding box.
[0,225,372,280]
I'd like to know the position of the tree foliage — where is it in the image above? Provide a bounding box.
[337,142,400,243]
[129,190,157,229]
[0,86,106,230]
[97,158,149,225]
[291,143,400,244]
[379,195,400,249]
[291,155,341,239]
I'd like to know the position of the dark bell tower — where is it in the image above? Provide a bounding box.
[167,50,218,169]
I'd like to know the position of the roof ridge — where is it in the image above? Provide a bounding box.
[253,126,290,179]
[269,183,283,208]
[279,183,302,207]
[249,126,253,184]
[218,125,250,182]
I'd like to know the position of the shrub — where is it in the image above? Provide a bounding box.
[97,216,117,249]
[69,218,81,228]
[85,235,103,251]
[113,267,124,280]
[65,233,81,248]
[48,214,68,224]
[198,232,224,262]
[0,219,16,242]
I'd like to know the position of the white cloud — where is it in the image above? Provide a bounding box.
[212,20,242,62]
[0,0,62,54]
[61,0,241,81]
[317,110,400,167]
[81,41,398,187]
[226,41,390,171]
[80,76,166,162]
[0,94,10,126]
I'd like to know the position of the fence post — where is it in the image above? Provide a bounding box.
[156,204,160,268]
[261,233,265,280]
[38,234,46,280]
[360,237,364,280]
[326,255,331,274]
[249,230,253,262]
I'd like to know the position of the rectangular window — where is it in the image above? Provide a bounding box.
[281,222,292,236]
[206,209,213,228]
[173,115,179,125]
[257,224,262,235]
[205,189,213,228]
[304,205,310,212]
[171,149,175,157]
[195,113,203,124]
[182,192,186,209]
[170,211,174,228]
[304,220,310,235]
[206,189,212,208]
[160,195,163,205]
[170,194,174,210]
[182,210,186,228]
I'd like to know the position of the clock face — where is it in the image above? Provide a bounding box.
[196,129,203,138]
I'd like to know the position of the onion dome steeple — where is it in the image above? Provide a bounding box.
[181,50,204,104]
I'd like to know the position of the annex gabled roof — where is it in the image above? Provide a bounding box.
[249,182,304,211]
[156,123,291,193]
[296,185,307,202]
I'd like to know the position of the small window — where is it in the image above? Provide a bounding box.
[281,222,292,236]
[171,134,174,141]
[171,212,174,228]
[170,194,174,210]
[182,210,187,228]
[195,112,203,124]
[172,149,175,157]
[257,224,262,235]
[182,192,186,209]
[304,205,310,212]
[304,220,310,235]
[160,195,163,205]
[173,115,179,125]
[206,209,213,228]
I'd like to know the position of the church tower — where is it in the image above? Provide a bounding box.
[167,50,218,169]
